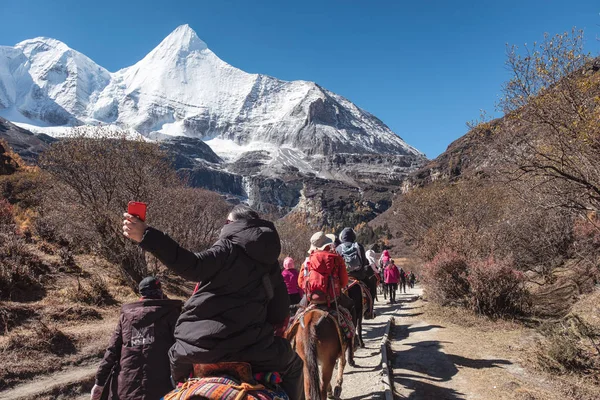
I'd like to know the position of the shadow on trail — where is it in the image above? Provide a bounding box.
[394,377,466,399]
[396,312,424,318]
[395,324,445,342]
[392,339,512,400]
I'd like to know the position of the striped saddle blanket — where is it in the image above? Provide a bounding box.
[162,363,288,400]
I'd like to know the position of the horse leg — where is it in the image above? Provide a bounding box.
[358,316,365,348]
[321,356,335,400]
[347,340,356,367]
[333,347,346,399]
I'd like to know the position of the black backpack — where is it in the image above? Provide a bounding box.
[339,242,363,272]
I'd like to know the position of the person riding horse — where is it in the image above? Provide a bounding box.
[336,228,377,304]
[123,205,304,400]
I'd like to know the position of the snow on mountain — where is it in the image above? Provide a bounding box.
[0,24,424,170]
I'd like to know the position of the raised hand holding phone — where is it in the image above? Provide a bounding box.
[127,201,147,221]
[123,202,148,243]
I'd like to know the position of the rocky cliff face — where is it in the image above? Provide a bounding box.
[0,116,55,163]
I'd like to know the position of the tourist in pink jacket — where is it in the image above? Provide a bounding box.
[384,260,400,304]
[281,257,303,305]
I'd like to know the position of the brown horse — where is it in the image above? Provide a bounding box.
[286,308,347,400]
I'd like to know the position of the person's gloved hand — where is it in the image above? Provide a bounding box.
[90,384,104,400]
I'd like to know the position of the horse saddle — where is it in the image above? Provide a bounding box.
[162,363,288,400]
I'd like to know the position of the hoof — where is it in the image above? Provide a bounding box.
[334,386,342,399]
[360,342,366,348]
[348,359,356,368]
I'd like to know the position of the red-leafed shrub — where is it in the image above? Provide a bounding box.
[0,198,14,228]
[422,250,470,305]
[467,256,530,317]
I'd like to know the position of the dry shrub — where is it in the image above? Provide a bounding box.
[422,251,530,317]
[39,127,178,286]
[571,217,600,291]
[44,304,102,322]
[64,276,113,306]
[0,198,13,227]
[0,303,37,334]
[0,232,47,301]
[275,212,316,264]
[5,321,76,356]
[536,314,600,377]
[146,186,230,274]
[422,250,470,305]
[468,256,530,316]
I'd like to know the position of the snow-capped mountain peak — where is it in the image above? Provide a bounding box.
[141,24,208,63]
[0,25,425,170]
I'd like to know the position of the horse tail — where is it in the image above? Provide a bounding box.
[304,313,321,400]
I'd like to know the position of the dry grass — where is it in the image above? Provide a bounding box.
[423,298,524,332]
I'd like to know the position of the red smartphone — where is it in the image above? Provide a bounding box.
[127,201,147,222]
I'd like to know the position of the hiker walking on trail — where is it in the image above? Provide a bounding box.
[282,256,303,306]
[336,228,377,302]
[399,266,408,294]
[91,277,182,400]
[384,261,400,304]
[365,249,380,301]
[409,271,416,288]
[378,250,391,300]
[122,205,304,400]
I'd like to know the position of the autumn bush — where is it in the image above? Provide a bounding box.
[275,212,316,265]
[467,256,529,316]
[422,250,470,306]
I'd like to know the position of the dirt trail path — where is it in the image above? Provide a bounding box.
[340,292,418,400]
[391,287,559,400]
[0,362,95,400]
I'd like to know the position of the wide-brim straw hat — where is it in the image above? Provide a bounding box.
[308,231,333,253]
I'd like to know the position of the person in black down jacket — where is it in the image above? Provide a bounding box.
[122,205,304,400]
[91,277,182,400]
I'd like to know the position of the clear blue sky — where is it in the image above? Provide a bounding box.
[1,0,599,158]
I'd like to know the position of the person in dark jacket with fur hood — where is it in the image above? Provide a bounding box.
[122,205,304,400]
[91,277,182,400]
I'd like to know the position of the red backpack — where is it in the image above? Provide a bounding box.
[303,250,343,305]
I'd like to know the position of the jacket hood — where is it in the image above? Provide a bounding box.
[382,250,390,257]
[365,249,376,261]
[283,257,295,270]
[220,219,281,265]
[339,227,356,243]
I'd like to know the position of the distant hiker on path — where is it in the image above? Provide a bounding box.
[91,277,182,400]
[409,271,416,288]
[282,256,303,306]
[399,265,408,294]
[122,205,304,400]
[384,261,400,304]
[365,249,380,301]
[378,250,391,300]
